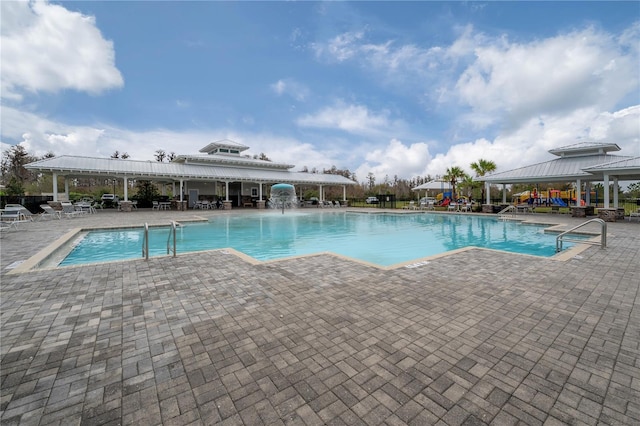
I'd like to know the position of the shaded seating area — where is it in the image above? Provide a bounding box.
[482,143,640,221]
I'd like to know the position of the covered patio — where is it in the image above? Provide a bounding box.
[24,140,357,209]
[481,142,640,220]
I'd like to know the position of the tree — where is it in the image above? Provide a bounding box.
[443,166,467,200]
[253,153,271,161]
[154,150,166,162]
[626,182,640,197]
[133,180,160,208]
[367,172,375,190]
[458,174,475,199]
[1,144,37,194]
[110,150,129,159]
[470,158,496,203]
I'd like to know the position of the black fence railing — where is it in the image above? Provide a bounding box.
[0,196,54,213]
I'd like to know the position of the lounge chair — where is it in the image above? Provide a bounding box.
[0,207,31,229]
[3,204,35,221]
[629,208,640,222]
[60,202,82,218]
[39,204,62,220]
[404,201,417,210]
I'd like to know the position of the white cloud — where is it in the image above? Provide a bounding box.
[270,78,310,101]
[296,101,402,136]
[421,105,640,179]
[455,27,639,129]
[354,139,432,181]
[311,24,638,136]
[0,0,123,100]
[312,31,365,62]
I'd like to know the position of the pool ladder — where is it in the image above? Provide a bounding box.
[497,205,517,219]
[141,221,178,260]
[167,221,178,257]
[555,218,607,253]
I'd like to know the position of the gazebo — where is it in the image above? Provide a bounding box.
[480,142,640,219]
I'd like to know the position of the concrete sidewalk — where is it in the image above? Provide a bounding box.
[1,209,638,425]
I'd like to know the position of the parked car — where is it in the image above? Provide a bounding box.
[365,197,379,204]
[419,197,436,205]
[101,193,119,207]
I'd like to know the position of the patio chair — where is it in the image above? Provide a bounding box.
[39,204,62,220]
[404,201,416,210]
[61,202,81,218]
[4,204,35,221]
[0,208,31,229]
[629,208,640,222]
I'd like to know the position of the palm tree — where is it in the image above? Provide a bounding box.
[470,159,497,203]
[458,173,475,199]
[444,166,467,201]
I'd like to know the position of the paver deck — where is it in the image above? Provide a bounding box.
[1,208,638,425]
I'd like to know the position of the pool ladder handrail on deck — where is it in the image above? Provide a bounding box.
[142,223,149,260]
[167,221,178,257]
[497,204,517,219]
[555,218,607,253]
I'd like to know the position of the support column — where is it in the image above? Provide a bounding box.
[179,180,184,201]
[603,174,610,209]
[123,176,129,201]
[613,177,619,208]
[257,183,266,209]
[53,173,58,201]
[319,185,324,202]
[225,181,230,201]
[585,182,591,205]
[64,178,69,201]
[502,184,506,204]
[575,179,581,207]
[343,186,346,202]
[485,182,491,205]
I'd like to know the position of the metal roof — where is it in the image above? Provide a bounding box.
[582,156,640,179]
[198,139,249,154]
[173,153,294,169]
[482,154,634,184]
[548,142,620,157]
[24,155,357,186]
[411,180,452,191]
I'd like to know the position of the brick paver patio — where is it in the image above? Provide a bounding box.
[1,209,638,425]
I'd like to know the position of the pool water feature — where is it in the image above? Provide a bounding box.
[57,212,588,268]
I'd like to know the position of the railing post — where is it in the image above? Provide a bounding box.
[142,223,149,260]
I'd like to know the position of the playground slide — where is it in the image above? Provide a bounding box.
[441,198,450,206]
[552,197,567,207]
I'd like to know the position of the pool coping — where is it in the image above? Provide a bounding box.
[7,212,605,274]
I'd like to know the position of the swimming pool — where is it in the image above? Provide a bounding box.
[56,212,585,267]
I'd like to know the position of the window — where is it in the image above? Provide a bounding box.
[251,187,258,197]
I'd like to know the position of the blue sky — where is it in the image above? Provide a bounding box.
[1,1,639,183]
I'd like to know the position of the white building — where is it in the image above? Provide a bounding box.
[25,140,357,208]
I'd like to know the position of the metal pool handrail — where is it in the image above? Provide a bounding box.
[556,218,607,253]
[142,223,149,260]
[167,221,178,257]
[498,205,517,219]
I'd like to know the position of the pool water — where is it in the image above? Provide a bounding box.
[58,212,585,267]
